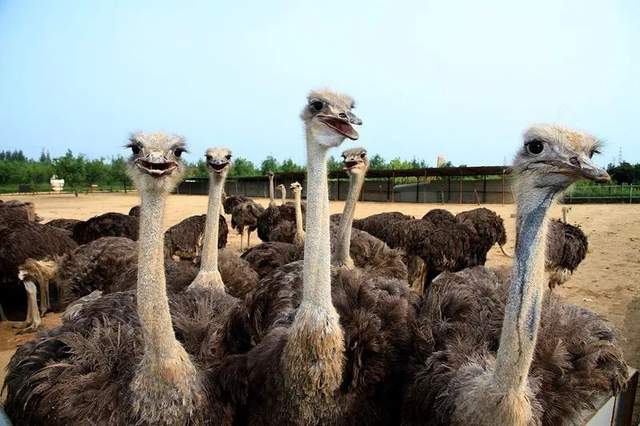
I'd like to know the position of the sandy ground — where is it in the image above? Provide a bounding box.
[1,192,639,415]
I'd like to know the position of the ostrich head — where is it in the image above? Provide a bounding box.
[512,125,610,191]
[342,147,369,177]
[301,89,362,146]
[290,181,302,194]
[126,132,188,193]
[277,184,286,193]
[205,147,232,176]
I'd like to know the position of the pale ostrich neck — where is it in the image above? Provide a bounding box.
[199,172,226,274]
[493,182,557,392]
[137,190,182,359]
[333,171,365,266]
[280,188,286,205]
[268,175,275,206]
[294,189,305,244]
[302,135,333,308]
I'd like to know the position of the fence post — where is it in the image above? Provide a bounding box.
[459,173,463,204]
[630,185,633,204]
[501,172,505,205]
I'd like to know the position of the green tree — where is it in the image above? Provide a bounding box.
[108,156,132,192]
[85,158,108,185]
[327,155,342,172]
[280,158,304,173]
[607,162,636,184]
[229,157,257,177]
[54,150,86,196]
[369,154,386,170]
[261,156,280,174]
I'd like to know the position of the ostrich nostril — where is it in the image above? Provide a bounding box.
[339,112,347,119]
[569,156,580,167]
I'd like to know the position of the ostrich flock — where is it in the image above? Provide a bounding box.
[0,89,629,426]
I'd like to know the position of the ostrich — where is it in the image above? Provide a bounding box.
[545,218,588,289]
[455,207,510,260]
[0,218,77,331]
[188,147,259,296]
[222,193,251,215]
[330,147,407,281]
[128,205,141,217]
[16,237,138,314]
[231,198,265,251]
[0,200,39,222]
[230,90,414,425]
[257,172,303,242]
[3,132,230,425]
[268,181,306,244]
[72,211,139,244]
[402,125,627,426]
[164,213,228,261]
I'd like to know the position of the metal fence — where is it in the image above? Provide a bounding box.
[562,184,639,204]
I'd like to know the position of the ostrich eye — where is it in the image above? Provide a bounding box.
[130,144,141,155]
[174,148,185,158]
[360,152,366,159]
[225,154,232,160]
[525,139,544,155]
[310,100,324,112]
[589,149,600,159]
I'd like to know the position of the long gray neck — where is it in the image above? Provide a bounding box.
[493,182,557,392]
[137,190,183,359]
[302,134,333,308]
[268,175,275,206]
[198,171,226,281]
[332,171,365,267]
[294,189,305,246]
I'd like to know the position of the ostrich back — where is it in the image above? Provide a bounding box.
[352,211,414,243]
[128,205,140,217]
[72,212,139,244]
[257,204,301,242]
[223,195,252,215]
[0,221,77,278]
[421,209,456,226]
[231,201,265,233]
[54,237,137,309]
[241,241,304,279]
[402,266,628,426]
[3,287,240,425]
[164,214,228,261]
[46,218,82,232]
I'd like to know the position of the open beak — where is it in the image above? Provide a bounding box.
[207,160,229,174]
[318,114,361,140]
[135,154,177,177]
[343,160,360,171]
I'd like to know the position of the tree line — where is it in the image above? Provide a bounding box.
[0,149,433,193]
[2,148,636,194]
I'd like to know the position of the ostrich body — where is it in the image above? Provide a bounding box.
[222,194,251,215]
[46,218,82,233]
[0,200,38,223]
[402,125,627,426]
[268,181,306,244]
[231,199,265,250]
[128,205,141,217]
[164,213,228,261]
[257,172,304,242]
[230,90,413,425]
[455,207,509,261]
[3,133,218,425]
[72,211,139,244]
[545,218,588,289]
[0,219,77,331]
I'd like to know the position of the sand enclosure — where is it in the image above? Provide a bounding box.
[1,192,639,407]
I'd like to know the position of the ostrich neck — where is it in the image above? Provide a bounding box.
[280,189,286,205]
[137,190,182,359]
[493,183,557,392]
[199,172,226,276]
[269,175,275,206]
[301,135,333,309]
[333,171,365,266]
[294,189,305,244]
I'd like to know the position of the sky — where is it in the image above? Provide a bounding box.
[1,0,638,167]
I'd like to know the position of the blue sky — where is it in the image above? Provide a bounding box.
[1,0,638,167]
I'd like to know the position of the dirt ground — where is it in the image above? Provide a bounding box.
[1,192,639,414]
